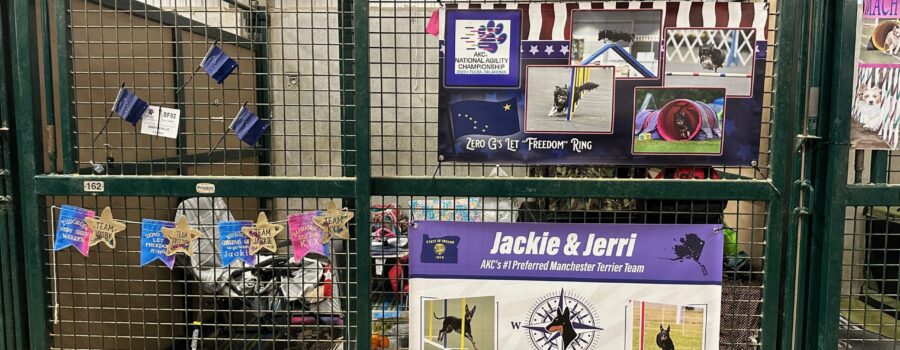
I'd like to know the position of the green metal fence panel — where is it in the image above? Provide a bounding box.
[0,0,820,349]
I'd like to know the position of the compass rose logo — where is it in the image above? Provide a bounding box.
[520,289,603,350]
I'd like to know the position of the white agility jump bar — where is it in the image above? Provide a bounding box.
[665,72,752,78]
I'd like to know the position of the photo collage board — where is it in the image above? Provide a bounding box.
[853,0,900,149]
[437,1,769,165]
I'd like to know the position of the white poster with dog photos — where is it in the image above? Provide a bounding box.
[853,0,900,149]
[409,221,724,350]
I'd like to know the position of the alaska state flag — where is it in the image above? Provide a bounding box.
[450,98,520,138]
[200,44,238,84]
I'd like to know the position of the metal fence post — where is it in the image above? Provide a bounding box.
[353,0,372,348]
[9,0,49,348]
[805,0,857,347]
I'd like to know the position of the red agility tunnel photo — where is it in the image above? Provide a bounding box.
[634,99,719,141]
[632,87,725,155]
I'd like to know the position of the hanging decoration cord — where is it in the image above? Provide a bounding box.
[49,205,348,228]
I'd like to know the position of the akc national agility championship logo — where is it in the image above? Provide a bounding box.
[513,289,603,350]
[454,19,512,75]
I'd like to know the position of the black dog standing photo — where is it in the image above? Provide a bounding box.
[423,296,496,350]
[525,66,615,133]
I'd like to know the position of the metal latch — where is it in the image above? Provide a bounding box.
[0,196,12,214]
[795,134,822,152]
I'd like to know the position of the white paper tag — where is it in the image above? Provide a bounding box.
[375,258,385,275]
[83,181,104,193]
[140,105,181,139]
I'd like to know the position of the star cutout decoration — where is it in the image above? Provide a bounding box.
[85,207,127,249]
[529,45,539,55]
[544,45,555,55]
[242,212,284,255]
[161,216,202,257]
[503,104,511,111]
[313,200,355,241]
[439,43,445,53]
[560,45,570,55]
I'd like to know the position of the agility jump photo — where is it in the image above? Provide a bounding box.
[422,296,496,350]
[633,87,725,155]
[569,9,662,79]
[628,301,707,350]
[858,17,900,65]
[664,28,756,97]
[525,66,615,133]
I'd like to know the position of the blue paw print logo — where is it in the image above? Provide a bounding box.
[477,20,507,53]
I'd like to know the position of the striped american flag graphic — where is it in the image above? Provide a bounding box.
[439,1,769,42]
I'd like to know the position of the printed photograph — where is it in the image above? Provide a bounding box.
[852,66,899,149]
[629,301,707,350]
[663,28,757,97]
[570,9,662,79]
[525,66,615,133]
[858,17,900,66]
[633,87,725,155]
[422,296,497,350]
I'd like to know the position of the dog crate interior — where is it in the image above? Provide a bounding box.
[43,195,357,349]
[839,205,900,349]
[368,195,769,349]
[56,0,355,177]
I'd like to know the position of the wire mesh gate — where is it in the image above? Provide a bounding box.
[0,0,816,349]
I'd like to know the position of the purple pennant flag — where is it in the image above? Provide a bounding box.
[200,44,238,84]
[289,211,329,261]
[53,205,96,257]
[229,105,269,146]
[140,219,176,269]
[112,85,149,125]
[218,220,256,266]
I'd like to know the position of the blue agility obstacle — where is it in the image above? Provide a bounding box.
[580,43,656,78]
[725,30,741,67]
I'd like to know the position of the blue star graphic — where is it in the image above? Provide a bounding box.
[736,144,755,161]
[725,119,738,136]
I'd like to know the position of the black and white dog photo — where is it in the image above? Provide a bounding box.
[548,82,601,117]
[698,44,726,72]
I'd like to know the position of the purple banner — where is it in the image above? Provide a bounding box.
[865,0,900,18]
[410,222,723,285]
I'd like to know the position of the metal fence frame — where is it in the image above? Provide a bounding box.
[4,0,879,349]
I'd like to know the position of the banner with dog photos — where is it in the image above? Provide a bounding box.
[409,221,723,350]
[852,1,900,149]
[437,2,768,165]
